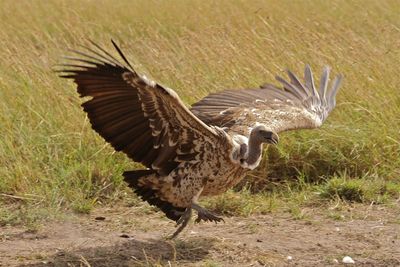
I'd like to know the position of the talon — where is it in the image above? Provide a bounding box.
[191,203,224,224]
[195,216,201,224]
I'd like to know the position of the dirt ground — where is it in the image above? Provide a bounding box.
[1,204,399,267]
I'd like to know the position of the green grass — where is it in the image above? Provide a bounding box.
[0,0,399,223]
[203,187,278,217]
[319,174,400,203]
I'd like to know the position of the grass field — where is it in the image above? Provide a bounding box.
[0,0,399,226]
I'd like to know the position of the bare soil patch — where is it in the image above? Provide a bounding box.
[1,204,399,266]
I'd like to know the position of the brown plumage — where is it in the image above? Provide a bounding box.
[191,66,343,137]
[59,40,342,237]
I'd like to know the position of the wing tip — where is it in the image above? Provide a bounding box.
[110,39,134,70]
[305,64,312,74]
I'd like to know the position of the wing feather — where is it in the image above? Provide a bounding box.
[304,64,318,97]
[191,65,343,136]
[319,66,330,102]
[58,41,224,176]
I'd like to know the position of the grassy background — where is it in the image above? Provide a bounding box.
[0,0,399,224]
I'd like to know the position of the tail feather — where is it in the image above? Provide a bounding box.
[123,170,185,221]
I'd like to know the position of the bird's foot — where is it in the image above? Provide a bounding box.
[168,207,192,239]
[192,203,224,224]
[167,203,224,239]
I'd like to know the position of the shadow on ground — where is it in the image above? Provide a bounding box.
[19,236,217,267]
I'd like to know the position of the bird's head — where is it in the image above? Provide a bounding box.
[251,125,279,145]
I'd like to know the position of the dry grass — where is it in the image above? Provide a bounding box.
[0,0,399,222]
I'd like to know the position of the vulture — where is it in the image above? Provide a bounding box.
[59,40,343,238]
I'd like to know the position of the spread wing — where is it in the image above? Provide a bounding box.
[58,41,224,176]
[191,66,343,136]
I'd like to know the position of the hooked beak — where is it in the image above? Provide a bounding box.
[267,132,279,145]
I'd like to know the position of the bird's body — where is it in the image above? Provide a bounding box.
[132,140,247,206]
[59,40,342,237]
[124,124,265,209]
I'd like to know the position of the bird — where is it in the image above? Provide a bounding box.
[59,40,343,238]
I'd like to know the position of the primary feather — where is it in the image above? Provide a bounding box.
[191,65,343,136]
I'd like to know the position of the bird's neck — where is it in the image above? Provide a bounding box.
[244,136,263,169]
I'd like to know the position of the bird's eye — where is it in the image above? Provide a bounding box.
[259,130,268,135]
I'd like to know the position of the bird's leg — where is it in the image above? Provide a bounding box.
[169,203,224,238]
[192,203,224,224]
[169,207,192,239]
[169,187,201,239]
[169,188,224,238]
